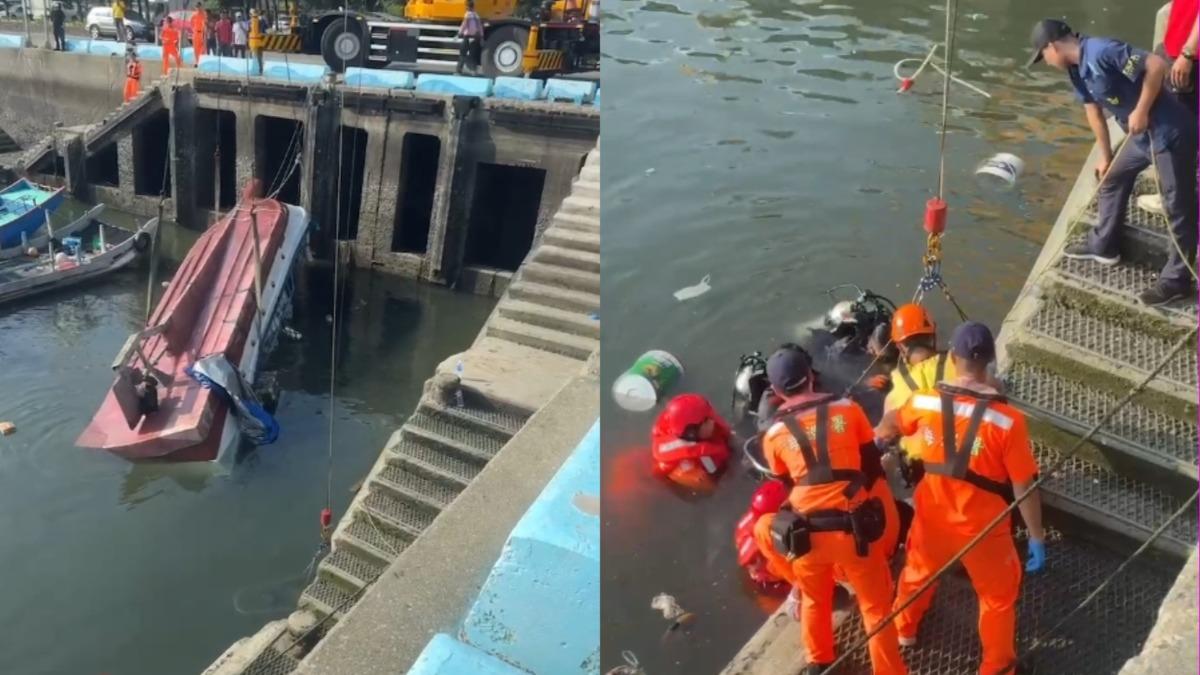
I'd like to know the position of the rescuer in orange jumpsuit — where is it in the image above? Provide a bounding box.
[876,322,1045,675]
[161,17,183,75]
[190,2,208,65]
[760,345,907,675]
[649,393,731,491]
[123,48,143,103]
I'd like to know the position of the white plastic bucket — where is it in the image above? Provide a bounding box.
[975,152,1024,187]
[611,350,683,412]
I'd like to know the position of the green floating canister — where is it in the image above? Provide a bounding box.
[611,350,683,412]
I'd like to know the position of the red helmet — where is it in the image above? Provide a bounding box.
[750,480,788,515]
[659,393,716,438]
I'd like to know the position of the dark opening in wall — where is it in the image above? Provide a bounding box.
[391,133,440,254]
[254,115,303,206]
[86,143,119,187]
[133,109,171,197]
[334,126,367,242]
[464,163,545,272]
[195,109,237,211]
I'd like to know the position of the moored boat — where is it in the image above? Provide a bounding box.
[0,203,106,261]
[0,178,66,249]
[76,182,311,462]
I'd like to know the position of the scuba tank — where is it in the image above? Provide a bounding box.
[731,351,768,422]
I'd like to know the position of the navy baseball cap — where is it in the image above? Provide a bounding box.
[1027,19,1074,67]
[767,346,813,393]
[951,321,996,363]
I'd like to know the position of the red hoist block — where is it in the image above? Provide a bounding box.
[320,507,332,529]
[924,198,947,235]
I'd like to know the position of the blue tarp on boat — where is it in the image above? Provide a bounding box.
[0,179,66,249]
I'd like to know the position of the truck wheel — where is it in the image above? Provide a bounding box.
[482,25,528,77]
[89,24,100,39]
[321,17,364,72]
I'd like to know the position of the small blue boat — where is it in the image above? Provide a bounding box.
[0,179,66,249]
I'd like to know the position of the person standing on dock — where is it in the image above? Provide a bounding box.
[876,322,1045,675]
[111,0,126,42]
[215,11,233,57]
[1028,19,1198,307]
[248,8,265,74]
[232,11,248,58]
[49,2,66,51]
[760,346,908,675]
[1161,0,1198,116]
[457,0,484,75]
[190,2,207,65]
[123,47,142,102]
[161,16,182,75]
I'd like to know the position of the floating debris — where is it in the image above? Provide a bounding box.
[282,326,303,341]
[673,274,711,301]
[605,650,646,675]
[651,592,686,620]
[0,421,14,436]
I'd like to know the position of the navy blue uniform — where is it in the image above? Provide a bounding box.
[1069,36,1197,289]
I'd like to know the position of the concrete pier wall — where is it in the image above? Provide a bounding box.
[0,48,599,297]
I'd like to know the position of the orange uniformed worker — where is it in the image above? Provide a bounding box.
[876,321,1045,675]
[123,49,143,103]
[161,17,183,75]
[760,345,907,675]
[190,2,208,65]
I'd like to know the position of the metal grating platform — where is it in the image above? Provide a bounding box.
[438,391,530,435]
[1034,441,1197,551]
[363,490,438,535]
[1025,302,1197,390]
[388,435,482,487]
[407,410,508,457]
[1004,361,1198,470]
[1084,189,1168,236]
[241,647,299,675]
[323,547,385,586]
[377,461,461,508]
[824,532,1179,674]
[301,578,356,617]
[343,516,411,560]
[1052,256,1196,319]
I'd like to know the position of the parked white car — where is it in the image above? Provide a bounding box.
[86,6,154,41]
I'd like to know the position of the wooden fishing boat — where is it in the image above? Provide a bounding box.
[0,217,158,307]
[77,182,311,463]
[0,203,106,261]
[0,178,66,249]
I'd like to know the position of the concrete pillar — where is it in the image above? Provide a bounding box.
[299,89,330,216]
[117,136,135,197]
[170,85,198,229]
[236,110,255,195]
[308,92,342,259]
[355,114,403,266]
[61,132,87,200]
[423,96,477,285]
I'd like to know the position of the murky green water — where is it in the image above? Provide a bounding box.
[0,201,495,674]
[599,0,1156,671]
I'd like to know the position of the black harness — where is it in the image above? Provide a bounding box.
[896,351,949,392]
[920,384,1015,503]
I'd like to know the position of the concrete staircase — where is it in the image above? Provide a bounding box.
[997,164,1197,563]
[485,145,600,361]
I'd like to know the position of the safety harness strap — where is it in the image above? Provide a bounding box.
[896,359,918,392]
[935,352,948,384]
[780,405,866,499]
[925,393,1012,501]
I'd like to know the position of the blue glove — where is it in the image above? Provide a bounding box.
[1025,538,1046,573]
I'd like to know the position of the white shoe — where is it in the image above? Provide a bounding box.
[1136,193,1165,216]
[899,635,918,647]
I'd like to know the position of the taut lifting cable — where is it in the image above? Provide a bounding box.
[818,325,1198,674]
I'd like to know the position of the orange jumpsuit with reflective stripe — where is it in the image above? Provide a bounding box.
[123,59,142,102]
[762,396,907,675]
[892,389,1038,675]
[191,9,207,64]
[161,23,182,75]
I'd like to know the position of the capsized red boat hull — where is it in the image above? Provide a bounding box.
[77,192,304,461]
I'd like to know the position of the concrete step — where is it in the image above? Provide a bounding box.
[580,163,599,181]
[242,646,300,675]
[1047,255,1195,328]
[1002,359,1198,481]
[520,261,600,294]
[553,210,599,233]
[405,411,504,464]
[568,179,599,201]
[533,243,600,273]
[318,547,386,591]
[544,226,599,253]
[1033,437,1197,561]
[497,299,599,339]
[337,516,412,565]
[508,280,600,315]
[373,460,462,512]
[418,396,525,441]
[299,577,355,621]
[1020,300,1196,403]
[362,487,439,538]
[487,316,598,361]
[559,194,600,218]
[387,434,481,489]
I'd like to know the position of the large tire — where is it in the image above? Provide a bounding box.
[89,24,100,39]
[133,231,151,252]
[482,25,528,77]
[320,17,364,72]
